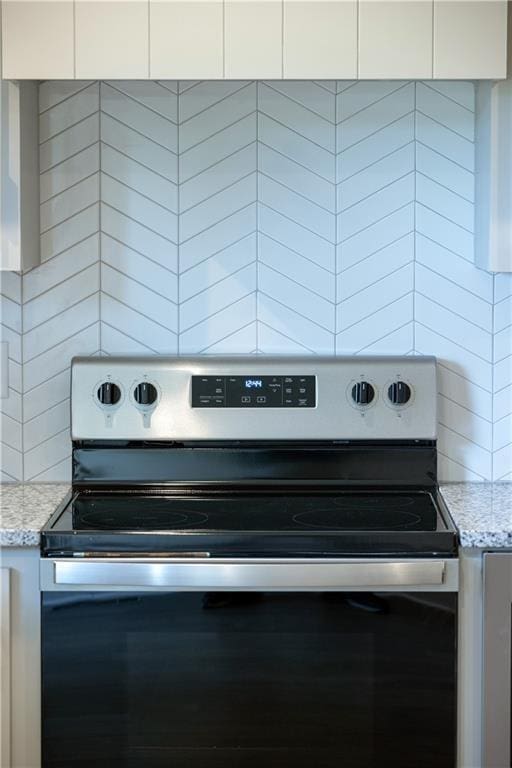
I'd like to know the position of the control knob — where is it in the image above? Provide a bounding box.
[351,381,375,406]
[388,381,412,405]
[134,382,158,406]
[97,382,121,406]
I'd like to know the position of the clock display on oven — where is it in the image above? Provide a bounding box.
[192,375,316,409]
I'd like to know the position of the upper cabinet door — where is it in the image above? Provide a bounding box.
[225,0,282,78]
[1,1,74,79]
[76,1,149,78]
[150,0,223,79]
[434,0,508,79]
[359,0,433,79]
[284,0,357,78]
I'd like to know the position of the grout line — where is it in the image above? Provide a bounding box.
[281,0,284,78]
[256,82,259,352]
[431,0,434,79]
[492,270,495,479]
[356,2,360,80]
[39,81,95,117]
[147,0,151,78]
[40,201,98,236]
[262,81,336,125]
[181,290,255,335]
[180,81,253,126]
[335,80,339,351]
[73,0,77,79]
[99,87,103,355]
[182,261,254,306]
[222,2,225,79]
[23,267,99,315]
[422,81,475,116]
[177,82,181,355]
[413,80,417,357]
[104,81,178,124]
[21,223,25,481]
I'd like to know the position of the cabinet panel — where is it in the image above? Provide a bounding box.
[1,1,74,79]
[150,0,223,79]
[76,1,149,78]
[284,0,357,79]
[483,553,512,767]
[475,80,512,273]
[225,0,282,79]
[0,82,40,272]
[434,0,508,79]
[359,1,433,79]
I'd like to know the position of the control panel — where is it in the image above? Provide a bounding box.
[191,375,316,408]
[71,355,438,441]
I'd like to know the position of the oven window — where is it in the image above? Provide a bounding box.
[42,591,456,768]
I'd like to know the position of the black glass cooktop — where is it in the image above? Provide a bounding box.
[42,490,457,558]
[67,492,436,532]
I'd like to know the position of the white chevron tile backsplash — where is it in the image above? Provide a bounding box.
[0,79,510,482]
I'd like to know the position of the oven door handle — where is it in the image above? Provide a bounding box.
[41,558,458,592]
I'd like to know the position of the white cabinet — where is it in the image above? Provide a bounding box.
[75,0,149,78]
[434,0,508,79]
[225,0,282,78]
[150,0,223,79]
[359,0,433,79]
[0,0,509,81]
[475,80,512,273]
[0,81,40,272]
[0,549,40,768]
[1,1,74,79]
[284,0,357,79]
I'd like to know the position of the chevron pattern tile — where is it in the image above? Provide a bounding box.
[19,82,101,481]
[336,81,415,355]
[179,81,257,353]
[494,272,512,481]
[257,81,336,354]
[100,81,179,355]
[412,81,497,480]
[0,271,22,481]
[1,80,510,482]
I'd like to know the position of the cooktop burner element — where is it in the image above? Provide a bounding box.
[78,507,211,531]
[69,492,436,533]
[292,506,423,531]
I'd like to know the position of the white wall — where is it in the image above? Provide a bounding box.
[0,79,510,482]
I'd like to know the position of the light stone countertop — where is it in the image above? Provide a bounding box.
[0,483,70,547]
[0,481,510,550]
[440,483,512,549]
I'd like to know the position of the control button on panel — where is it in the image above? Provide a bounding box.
[388,381,412,406]
[191,375,316,407]
[351,381,375,406]
[97,382,121,406]
[134,382,158,406]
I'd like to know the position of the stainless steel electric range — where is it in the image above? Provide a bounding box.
[41,355,458,768]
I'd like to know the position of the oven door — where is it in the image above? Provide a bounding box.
[41,558,458,768]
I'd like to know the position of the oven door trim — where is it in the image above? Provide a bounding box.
[40,557,459,592]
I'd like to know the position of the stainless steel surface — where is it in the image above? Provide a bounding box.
[483,552,512,768]
[40,557,459,592]
[71,355,438,441]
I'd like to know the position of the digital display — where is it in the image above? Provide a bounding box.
[192,375,316,408]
